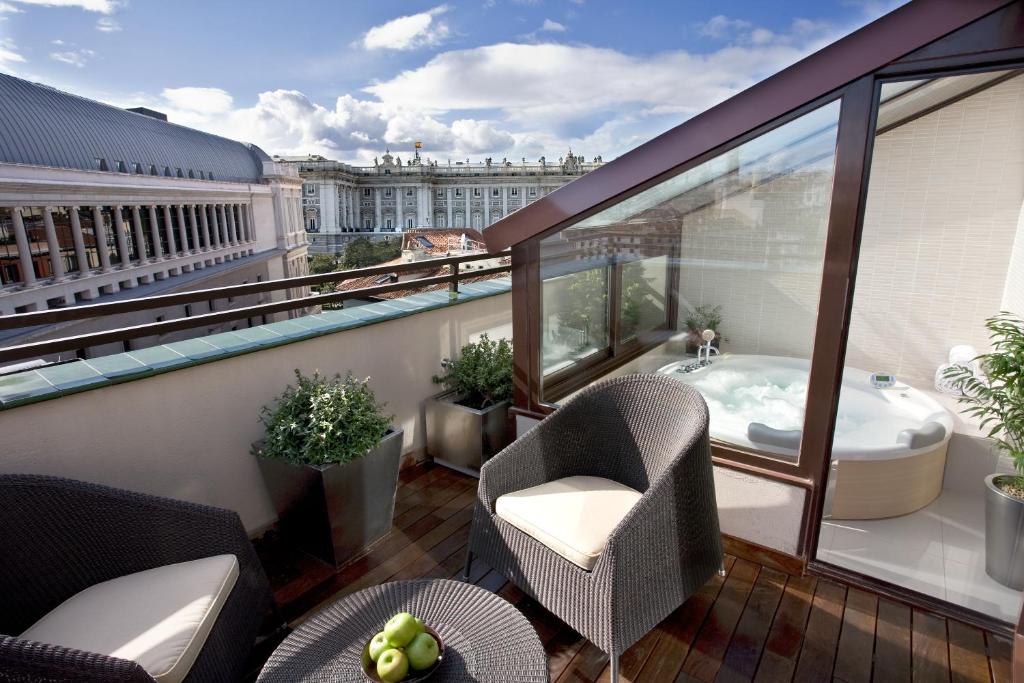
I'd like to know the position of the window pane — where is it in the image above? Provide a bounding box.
[541,262,609,377]
[539,100,841,462]
[621,255,669,341]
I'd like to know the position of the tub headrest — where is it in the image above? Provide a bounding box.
[747,422,802,451]
[897,421,947,450]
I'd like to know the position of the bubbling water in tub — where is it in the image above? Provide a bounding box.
[686,367,808,436]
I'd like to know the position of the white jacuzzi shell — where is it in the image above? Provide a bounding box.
[657,354,954,461]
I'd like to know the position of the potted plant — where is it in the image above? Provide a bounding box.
[684,304,727,354]
[425,334,512,476]
[253,370,401,567]
[945,311,1024,589]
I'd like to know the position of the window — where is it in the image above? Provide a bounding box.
[386,218,393,230]
[208,173,214,180]
[149,164,158,175]
[305,184,315,195]
[455,188,463,197]
[188,170,195,179]
[95,158,109,172]
[363,218,372,230]
[436,188,444,198]
[164,167,172,177]
[406,188,414,197]
[529,187,537,197]
[511,187,519,196]
[175,168,184,178]
[473,188,481,197]
[406,217,414,229]
[133,162,143,174]
[364,188,372,197]
[538,101,842,469]
[385,188,392,198]
[492,188,500,197]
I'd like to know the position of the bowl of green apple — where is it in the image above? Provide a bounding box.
[361,612,444,682]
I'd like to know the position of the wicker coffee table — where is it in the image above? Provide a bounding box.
[257,579,549,682]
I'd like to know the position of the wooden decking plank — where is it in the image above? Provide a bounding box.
[947,620,991,683]
[833,587,878,683]
[557,641,610,683]
[634,555,737,682]
[911,609,950,683]
[986,633,1012,683]
[547,626,589,681]
[680,558,760,680]
[595,628,663,683]
[753,574,817,683]
[874,598,912,683]
[716,566,787,683]
[791,578,846,683]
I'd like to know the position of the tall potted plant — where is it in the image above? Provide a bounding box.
[253,370,401,566]
[945,312,1024,589]
[425,334,512,475]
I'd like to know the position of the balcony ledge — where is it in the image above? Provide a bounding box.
[0,277,511,410]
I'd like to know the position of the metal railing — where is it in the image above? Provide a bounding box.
[0,250,511,364]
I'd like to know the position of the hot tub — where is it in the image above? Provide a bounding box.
[657,354,954,520]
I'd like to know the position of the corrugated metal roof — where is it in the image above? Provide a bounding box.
[0,72,270,183]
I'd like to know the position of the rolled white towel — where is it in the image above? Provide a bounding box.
[949,345,978,365]
[934,363,962,395]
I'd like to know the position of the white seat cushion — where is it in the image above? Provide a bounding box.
[21,554,239,683]
[495,475,642,571]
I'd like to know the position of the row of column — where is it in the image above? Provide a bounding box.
[9,202,255,288]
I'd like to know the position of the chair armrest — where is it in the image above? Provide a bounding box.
[0,475,270,636]
[0,635,155,682]
[599,430,722,593]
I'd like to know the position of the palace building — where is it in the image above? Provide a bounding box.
[281,148,604,237]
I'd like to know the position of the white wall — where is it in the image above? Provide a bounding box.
[0,293,511,532]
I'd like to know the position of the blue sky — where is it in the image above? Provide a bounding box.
[0,0,903,164]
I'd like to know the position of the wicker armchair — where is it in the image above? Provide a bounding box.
[465,374,723,681]
[0,475,274,682]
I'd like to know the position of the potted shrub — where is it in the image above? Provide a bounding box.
[253,370,401,567]
[684,304,727,354]
[945,311,1024,589]
[425,334,512,475]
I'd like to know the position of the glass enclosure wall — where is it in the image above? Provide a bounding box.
[816,70,1024,623]
[539,100,841,463]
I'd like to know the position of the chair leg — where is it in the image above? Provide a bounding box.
[462,549,474,581]
[609,651,619,683]
[718,561,727,577]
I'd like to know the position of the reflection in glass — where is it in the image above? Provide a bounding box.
[538,100,841,463]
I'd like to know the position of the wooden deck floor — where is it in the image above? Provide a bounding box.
[254,463,1014,682]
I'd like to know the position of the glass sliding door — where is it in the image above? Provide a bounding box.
[816,68,1024,623]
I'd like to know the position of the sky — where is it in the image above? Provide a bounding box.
[0,0,905,165]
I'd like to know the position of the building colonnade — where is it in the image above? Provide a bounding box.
[0,202,257,289]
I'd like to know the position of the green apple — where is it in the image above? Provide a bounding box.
[413,616,425,634]
[368,632,390,662]
[406,632,440,670]
[384,612,419,648]
[376,648,409,683]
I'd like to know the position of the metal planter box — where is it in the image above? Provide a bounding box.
[985,473,1024,590]
[425,391,510,476]
[257,428,403,567]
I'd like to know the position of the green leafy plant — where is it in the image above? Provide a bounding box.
[945,311,1024,496]
[684,304,728,345]
[342,236,401,269]
[254,370,393,466]
[432,334,512,409]
[555,268,609,352]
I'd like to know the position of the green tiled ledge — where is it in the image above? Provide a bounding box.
[0,278,511,410]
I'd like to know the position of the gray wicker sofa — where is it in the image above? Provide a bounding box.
[465,374,723,681]
[0,475,274,682]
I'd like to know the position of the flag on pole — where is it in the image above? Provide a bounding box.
[414,141,422,149]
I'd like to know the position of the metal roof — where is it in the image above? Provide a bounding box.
[0,72,270,183]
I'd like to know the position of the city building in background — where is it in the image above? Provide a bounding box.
[282,148,604,253]
[0,73,308,359]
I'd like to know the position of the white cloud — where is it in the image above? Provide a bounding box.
[699,15,753,39]
[5,0,118,12]
[0,2,24,12]
[162,86,234,113]
[49,46,94,67]
[95,16,119,31]
[0,37,25,68]
[361,5,450,51]
[540,18,566,32]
